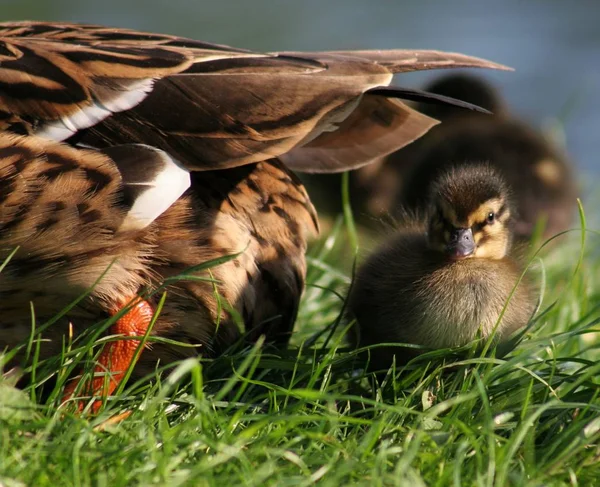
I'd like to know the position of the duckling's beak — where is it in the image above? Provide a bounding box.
[447,228,475,259]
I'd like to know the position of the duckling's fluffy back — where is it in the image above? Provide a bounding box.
[347,226,535,369]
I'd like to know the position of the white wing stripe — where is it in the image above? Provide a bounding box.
[35,79,155,142]
[118,147,191,232]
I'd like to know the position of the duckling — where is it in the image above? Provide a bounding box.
[297,77,502,225]
[350,74,577,239]
[0,21,508,409]
[347,164,536,371]
[400,119,577,240]
[345,75,507,220]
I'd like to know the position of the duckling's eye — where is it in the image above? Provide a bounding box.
[486,212,496,224]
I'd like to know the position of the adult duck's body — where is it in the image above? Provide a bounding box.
[0,21,507,407]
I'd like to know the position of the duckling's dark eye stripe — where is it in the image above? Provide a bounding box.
[473,221,485,232]
[441,218,454,234]
[497,204,507,218]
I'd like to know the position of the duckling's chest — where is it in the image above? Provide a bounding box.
[411,260,516,347]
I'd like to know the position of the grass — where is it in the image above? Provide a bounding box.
[1,203,600,486]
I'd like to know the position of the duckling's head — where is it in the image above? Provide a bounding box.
[427,164,513,260]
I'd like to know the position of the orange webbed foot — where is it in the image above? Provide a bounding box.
[61,298,154,414]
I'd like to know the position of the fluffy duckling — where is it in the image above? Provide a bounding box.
[351,74,577,239]
[0,22,507,409]
[346,74,507,220]
[305,74,504,222]
[298,76,500,224]
[347,164,536,371]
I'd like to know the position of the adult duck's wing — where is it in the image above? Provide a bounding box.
[0,22,510,173]
[0,22,262,140]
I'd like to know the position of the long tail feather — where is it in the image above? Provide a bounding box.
[367,86,492,114]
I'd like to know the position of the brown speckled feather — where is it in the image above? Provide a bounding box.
[0,132,317,372]
[0,21,509,172]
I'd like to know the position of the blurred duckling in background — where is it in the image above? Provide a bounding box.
[355,74,578,240]
[299,73,497,227]
[344,74,505,221]
[347,164,536,371]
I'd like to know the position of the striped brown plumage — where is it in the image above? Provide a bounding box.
[0,22,508,393]
[0,22,509,172]
[0,132,317,376]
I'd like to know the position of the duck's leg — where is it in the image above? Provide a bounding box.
[61,298,154,413]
